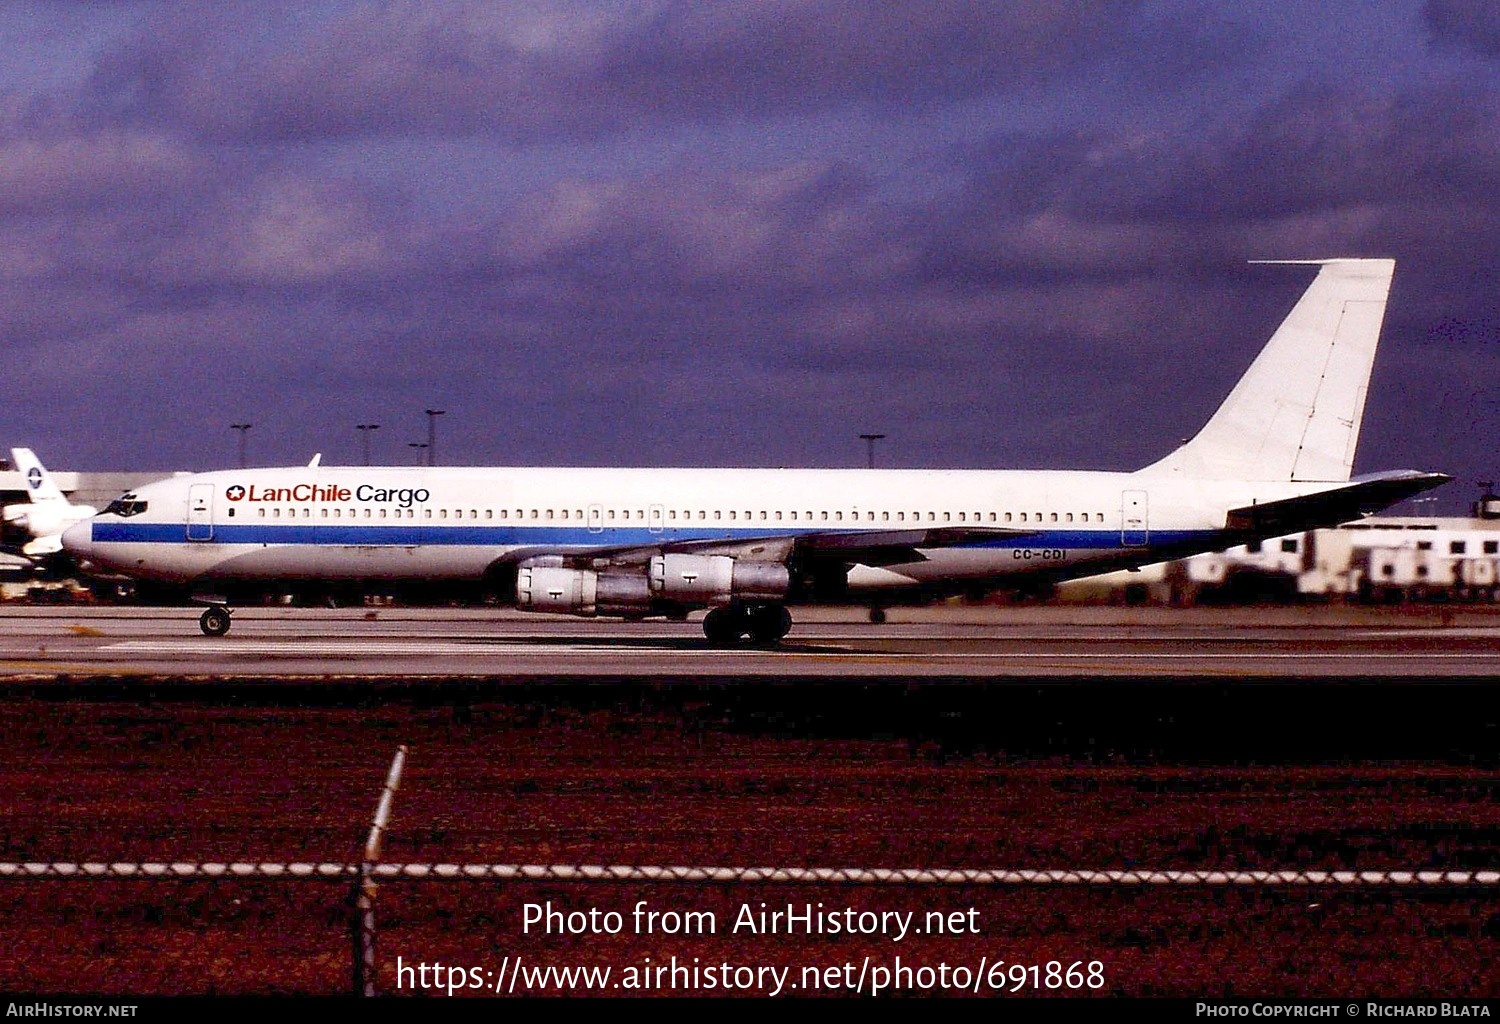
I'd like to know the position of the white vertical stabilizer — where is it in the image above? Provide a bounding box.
[1141,259,1394,483]
[10,448,67,503]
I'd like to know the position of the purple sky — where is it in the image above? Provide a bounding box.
[2,1,1497,513]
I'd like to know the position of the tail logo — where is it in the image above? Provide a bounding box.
[26,467,41,489]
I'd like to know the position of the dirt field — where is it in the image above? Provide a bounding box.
[2,681,1498,997]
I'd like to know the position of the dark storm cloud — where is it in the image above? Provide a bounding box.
[80,1,1167,142]
[1425,0,1500,56]
[1,1,1497,502]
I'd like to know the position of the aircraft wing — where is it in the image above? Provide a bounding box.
[1225,470,1451,535]
[791,526,1037,565]
[499,526,1036,569]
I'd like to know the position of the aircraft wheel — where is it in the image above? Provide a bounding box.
[868,607,887,625]
[702,607,743,645]
[200,606,232,637]
[749,604,792,644]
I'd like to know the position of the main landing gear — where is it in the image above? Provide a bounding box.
[702,602,792,645]
[199,605,232,637]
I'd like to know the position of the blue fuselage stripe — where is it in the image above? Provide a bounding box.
[90,521,1221,551]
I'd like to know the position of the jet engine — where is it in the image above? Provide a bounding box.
[514,553,790,617]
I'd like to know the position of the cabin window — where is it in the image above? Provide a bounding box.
[699,511,706,520]
[775,511,782,521]
[273,508,281,518]
[790,511,798,521]
[1005,513,1012,522]
[729,511,736,520]
[423,509,431,519]
[440,509,447,519]
[834,511,843,521]
[943,512,951,521]
[1065,513,1073,522]
[1417,541,1432,551]
[258,508,265,518]
[715,511,722,520]
[1246,539,1262,553]
[1281,539,1298,553]
[608,510,616,520]
[379,509,387,519]
[867,511,875,521]
[472,509,479,519]
[882,512,889,521]
[669,510,677,520]
[1451,540,1467,555]
[760,511,768,520]
[544,509,552,519]
[363,509,371,519]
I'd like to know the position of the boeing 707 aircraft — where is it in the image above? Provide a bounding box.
[63,259,1448,640]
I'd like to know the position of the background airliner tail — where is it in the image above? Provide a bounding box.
[1142,258,1395,482]
[9,448,67,503]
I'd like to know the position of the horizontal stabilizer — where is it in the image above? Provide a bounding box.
[1225,471,1450,536]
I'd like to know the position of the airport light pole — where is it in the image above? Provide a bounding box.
[231,423,252,468]
[356,424,380,466]
[407,442,428,465]
[424,409,445,467]
[858,433,886,469]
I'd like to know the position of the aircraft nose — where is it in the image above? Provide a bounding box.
[61,521,92,560]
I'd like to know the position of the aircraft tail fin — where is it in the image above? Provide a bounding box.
[10,448,67,504]
[1141,259,1394,482]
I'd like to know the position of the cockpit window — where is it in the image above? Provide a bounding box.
[104,497,148,517]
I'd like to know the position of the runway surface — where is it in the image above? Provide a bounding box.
[3,602,1499,998]
[2,603,1499,678]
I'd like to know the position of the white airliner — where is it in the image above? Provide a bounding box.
[63,259,1447,640]
[3,448,98,559]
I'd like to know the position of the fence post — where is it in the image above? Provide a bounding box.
[353,745,407,997]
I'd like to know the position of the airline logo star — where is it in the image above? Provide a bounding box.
[225,485,247,501]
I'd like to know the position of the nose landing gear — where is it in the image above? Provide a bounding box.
[199,605,232,636]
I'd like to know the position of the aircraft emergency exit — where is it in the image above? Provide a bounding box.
[63,259,1448,641]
